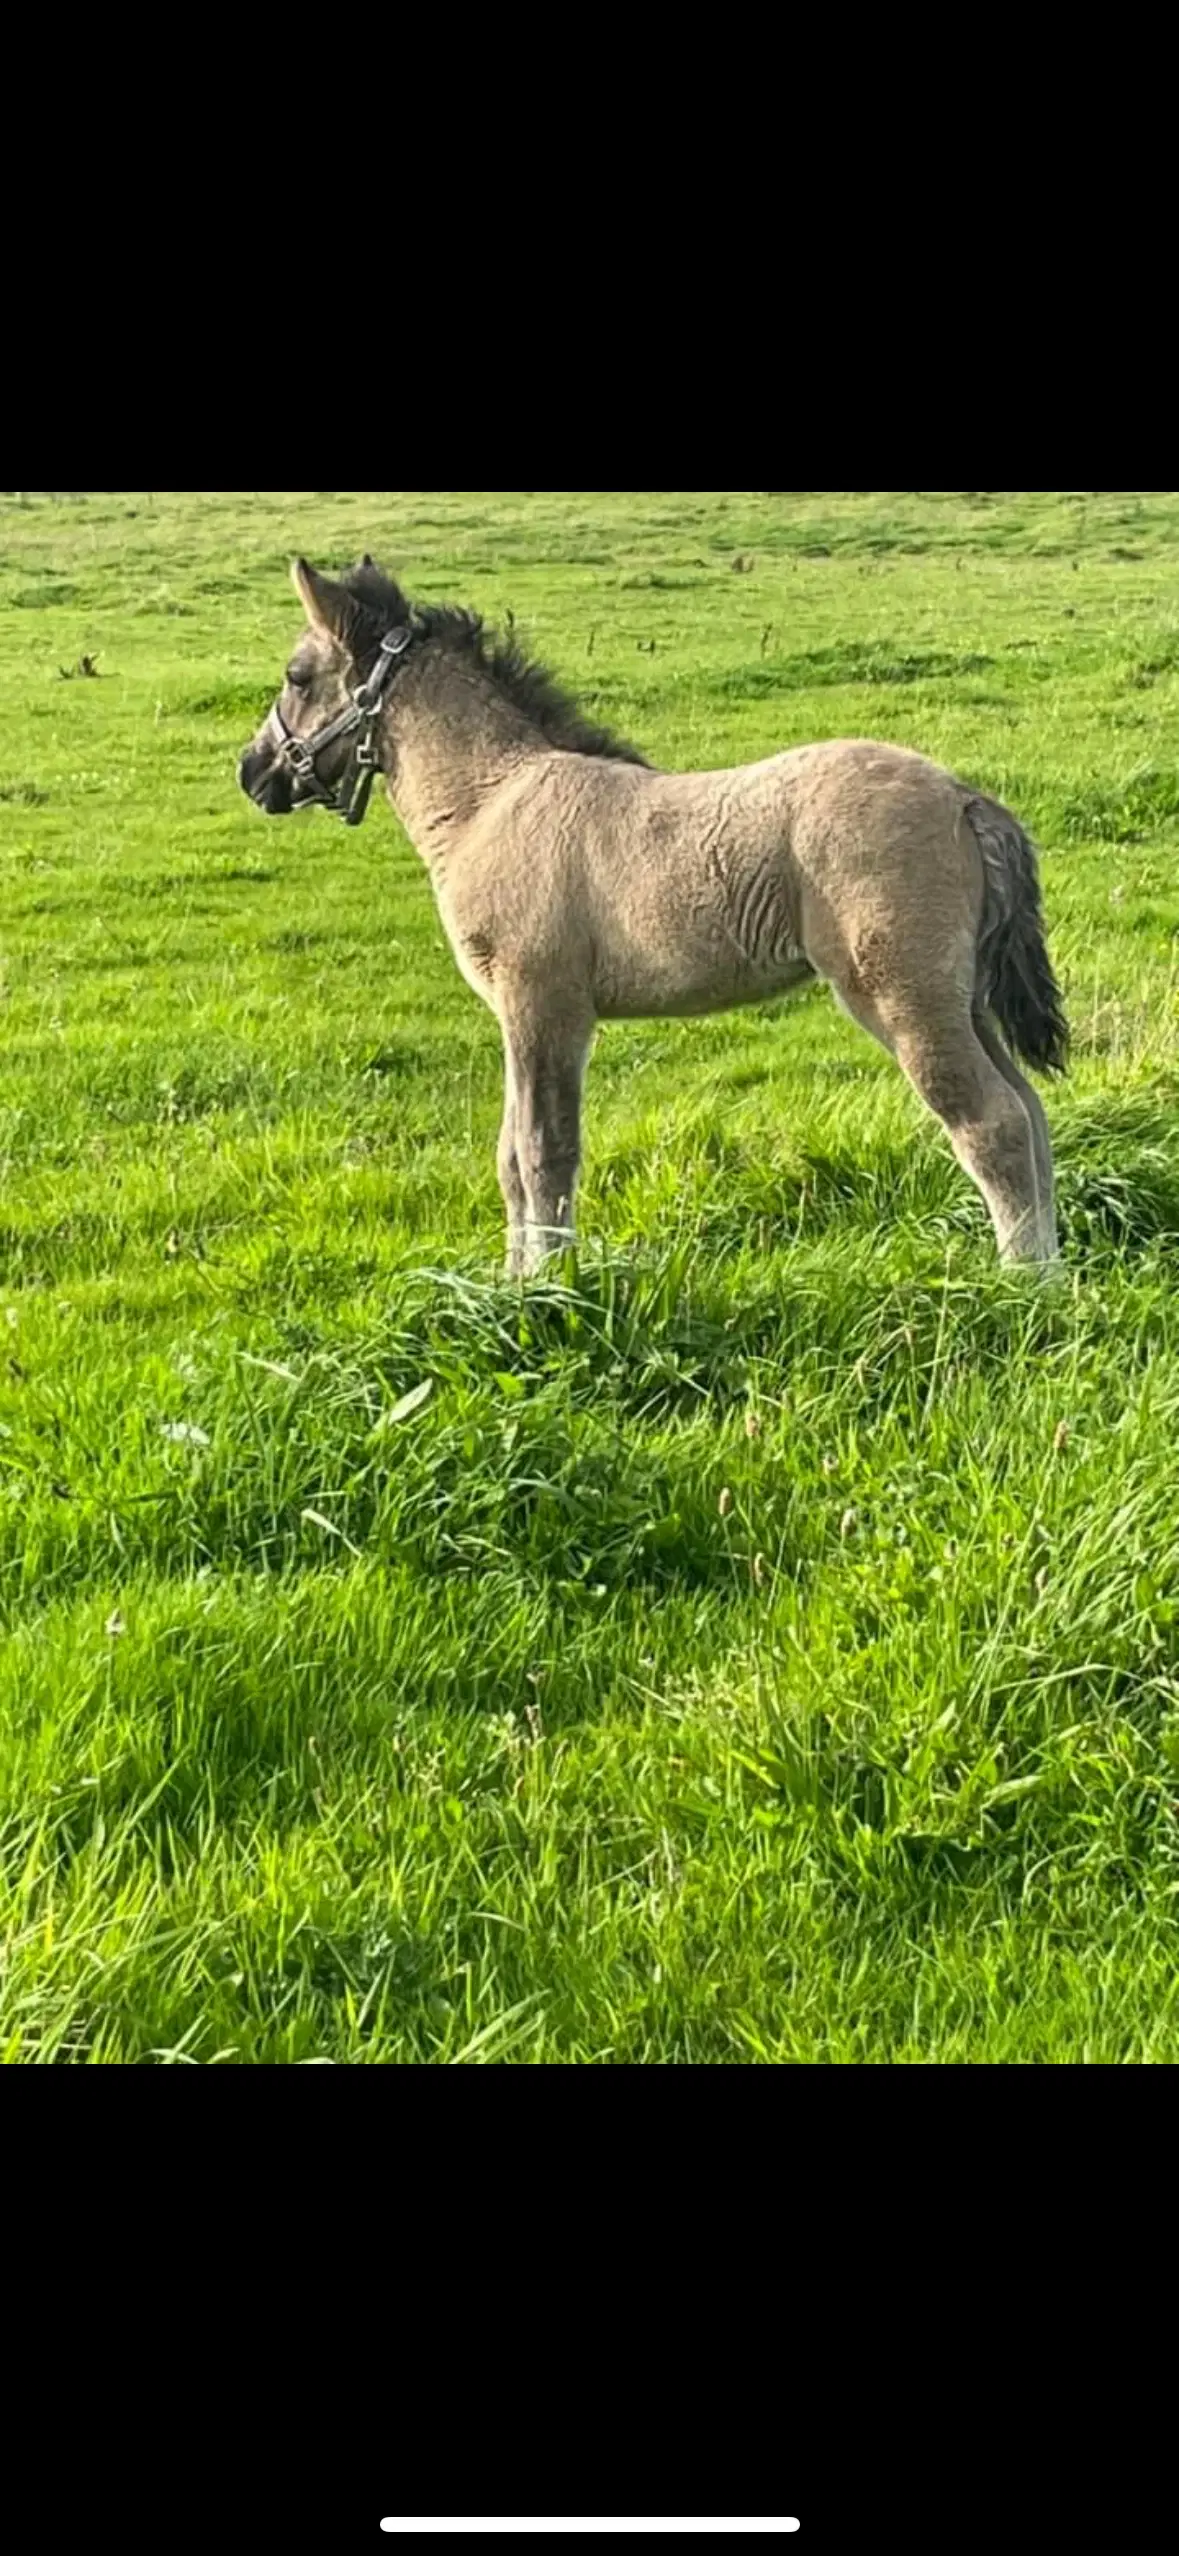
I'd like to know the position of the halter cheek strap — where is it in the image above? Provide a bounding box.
[269,622,416,827]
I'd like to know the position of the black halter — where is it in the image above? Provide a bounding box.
[268,622,416,827]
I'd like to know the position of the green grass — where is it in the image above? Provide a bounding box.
[2,489,1179,2062]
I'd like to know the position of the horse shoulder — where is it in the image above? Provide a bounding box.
[435,757,596,998]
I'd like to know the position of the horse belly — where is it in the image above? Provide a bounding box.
[593,928,811,1021]
[591,848,810,1019]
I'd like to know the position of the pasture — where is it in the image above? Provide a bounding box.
[2,488,1178,2062]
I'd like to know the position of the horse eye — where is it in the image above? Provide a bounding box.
[286,665,308,688]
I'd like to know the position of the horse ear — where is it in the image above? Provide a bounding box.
[360,552,374,569]
[291,558,351,638]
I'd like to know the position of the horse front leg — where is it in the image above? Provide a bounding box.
[496,1085,529,1277]
[500,1001,592,1278]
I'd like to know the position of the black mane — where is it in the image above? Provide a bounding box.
[339,562,648,768]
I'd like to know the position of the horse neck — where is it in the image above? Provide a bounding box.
[383,648,546,858]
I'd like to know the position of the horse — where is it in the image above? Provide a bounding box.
[239,557,1068,1278]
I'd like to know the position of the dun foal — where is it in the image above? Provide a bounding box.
[239,559,1069,1276]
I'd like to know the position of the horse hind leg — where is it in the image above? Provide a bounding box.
[830,973,1057,1267]
[971,1009,1060,1262]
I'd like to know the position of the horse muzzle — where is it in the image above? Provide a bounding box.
[238,741,297,815]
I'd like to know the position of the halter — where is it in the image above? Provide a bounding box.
[267,622,416,827]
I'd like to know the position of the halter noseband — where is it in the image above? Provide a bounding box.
[268,622,416,827]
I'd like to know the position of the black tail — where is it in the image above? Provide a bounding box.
[964,792,1069,1074]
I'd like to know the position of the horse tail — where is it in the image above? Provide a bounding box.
[964,792,1069,1074]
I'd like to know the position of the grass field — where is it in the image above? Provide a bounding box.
[2,489,1179,2063]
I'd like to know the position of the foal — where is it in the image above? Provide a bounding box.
[240,558,1069,1276]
